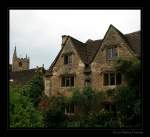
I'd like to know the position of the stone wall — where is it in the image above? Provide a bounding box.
[45,39,85,97]
[91,27,136,91]
[12,58,29,72]
[44,27,138,96]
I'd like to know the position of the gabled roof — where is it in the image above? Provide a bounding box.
[48,36,102,71]
[69,36,87,64]
[105,25,141,56]
[125,31,141,56]
[86,39,103,64]
[48,24,141,73]
[69,36,103,64]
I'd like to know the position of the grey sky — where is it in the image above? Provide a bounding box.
[9,10,141,69]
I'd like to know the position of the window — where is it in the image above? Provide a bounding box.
[85,80,91,86]
[106,47,118,60]
[64,55,72,64]
[110,73,115,85]
[104,73,109,85]
[18,62,22,67]
[103,72,121,86]
[61,76,74,87]
[65,104,75,114]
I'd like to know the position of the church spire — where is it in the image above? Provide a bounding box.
[13,46,17,59]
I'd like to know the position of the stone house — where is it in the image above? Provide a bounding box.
[44,24,140,113]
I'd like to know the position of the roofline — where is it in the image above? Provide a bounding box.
[87,24,113,64]
[47,25,140,70]
[48,36,70,71]
[99,24,138,56]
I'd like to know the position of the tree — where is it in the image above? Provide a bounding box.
[113,58,141,128]
[9,85,44,128]
[114,57,140,89]
[43,95,66,128]
[22,73,44,107]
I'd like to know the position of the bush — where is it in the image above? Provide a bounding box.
[113,58,141,128]
[22,73,44,107]
[10,85,44,128]
[43,95,66,128]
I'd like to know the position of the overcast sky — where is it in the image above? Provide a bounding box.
[9,10,141,69]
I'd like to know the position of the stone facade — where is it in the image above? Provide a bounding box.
[91,26,137,91]
[44,38,85,96]
[44,24,140,97]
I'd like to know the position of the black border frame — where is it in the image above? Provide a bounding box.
[0,5,144,136]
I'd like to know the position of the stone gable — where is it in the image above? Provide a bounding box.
[44,24,141,97]
[44,37,85,96]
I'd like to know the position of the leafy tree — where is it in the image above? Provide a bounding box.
[9,85,44,128]
[22,73,44,107]
[114,57,140,89]
[114,58,141,128]
[43,95,66,128]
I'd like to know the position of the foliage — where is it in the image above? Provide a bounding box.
[114,86,141,128]
[9,57,141,128]
[22,73,44,107]
[114,57,140,89]
[70,88,82,105]
[43,95,66,128]
[114,58,141,128]
[9,85,44,128]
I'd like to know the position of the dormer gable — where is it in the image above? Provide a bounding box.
[100,24,137,57]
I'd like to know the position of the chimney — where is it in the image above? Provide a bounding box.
[61,35,68,48]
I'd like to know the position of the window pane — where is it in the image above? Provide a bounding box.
[106,49,111,59]
[112,48,117,58]
[68,55,72,64]
[61,77,65,87]
[107,47,118,59]
[110,73,115,85]
[66,77,70,87]
[116,73,121,85]
[64,55,68,64]
[85,80,90,86]
[104,73,109,85]
[62,76,74,87]
[71,76,74,86]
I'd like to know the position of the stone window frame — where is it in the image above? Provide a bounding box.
[61,75,74,87]
[84,79,91,87]
[65,103,75,115]
[103,72,121,86]
[63,53,73,65]
[106,46,118,60]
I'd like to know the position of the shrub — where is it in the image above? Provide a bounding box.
[10,85,44,128]
[43,95,66,128]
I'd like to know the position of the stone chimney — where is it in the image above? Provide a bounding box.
[61,35,68,48]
